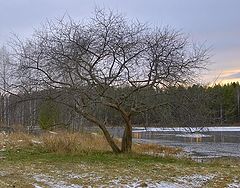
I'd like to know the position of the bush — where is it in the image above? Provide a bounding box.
[38,99,59,130]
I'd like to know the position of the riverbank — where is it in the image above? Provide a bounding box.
[1,149,240,187]
[0,132,240,187]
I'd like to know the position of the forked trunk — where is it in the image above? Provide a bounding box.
[78,111,121,153]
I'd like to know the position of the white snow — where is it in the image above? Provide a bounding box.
[30,172,215,188]
[176,174,215,187]
[31,140,42,144]
[32,174,82,188]
[133,126,240,133]
[100,174,215,187]
[228,179,240,188]
[33,184,43,188]
[175,133,212,138]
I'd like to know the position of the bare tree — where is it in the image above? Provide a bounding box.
[0,46,12,126]
[12,9,209,153]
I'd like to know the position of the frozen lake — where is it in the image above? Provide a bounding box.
[132,126,240,160]
[82,126,240,159]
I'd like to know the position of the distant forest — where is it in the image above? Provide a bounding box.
[0,82,239,131]
[0,10,239,133]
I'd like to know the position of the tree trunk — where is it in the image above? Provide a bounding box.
[99,125,121,153]
[121,124,132,153]
[102,102,133,153]
[76,109,121,153]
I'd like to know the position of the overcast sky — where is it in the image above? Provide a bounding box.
[0,0,239,84]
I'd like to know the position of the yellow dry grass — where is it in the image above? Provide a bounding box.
[41,132,112,153]
[133,143,182,155]
[0,132,36,150]
[0,131,181,155]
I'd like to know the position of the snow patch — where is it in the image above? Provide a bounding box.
[176,174,215,187]
[32,173,82,188]
[106,174,215,187]
[133,126,240,133]
[31,140,42,144]
[175,134,212,138]
[228,179,240,188]
[0,171,8,176]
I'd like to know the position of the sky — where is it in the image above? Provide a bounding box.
[0,0,239,84]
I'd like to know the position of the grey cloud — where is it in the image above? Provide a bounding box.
[0,0,239,82]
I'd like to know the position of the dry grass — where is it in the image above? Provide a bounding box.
[41,132,112,153]
[0,131,113,154]
[0,132,36,150]
[132,143,182,156]
[0,131,181,156]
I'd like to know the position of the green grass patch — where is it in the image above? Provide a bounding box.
[4,148,196,167]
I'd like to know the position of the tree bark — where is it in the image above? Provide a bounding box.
[76,109,121,153]
[99,124,121,153]
[121,113,132,153]
[121,123,132,153]
[103,102,133,153]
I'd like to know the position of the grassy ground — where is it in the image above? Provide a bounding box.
[0,132,240,187]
